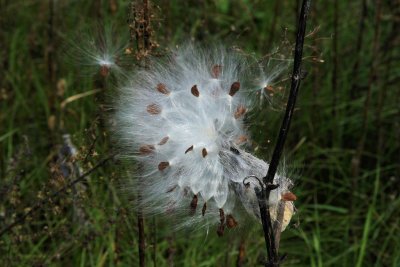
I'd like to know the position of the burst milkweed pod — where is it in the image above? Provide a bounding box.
[113,44,294,234]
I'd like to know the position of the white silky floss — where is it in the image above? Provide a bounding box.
[113,44,295,235]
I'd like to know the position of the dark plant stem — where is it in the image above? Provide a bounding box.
[350,0,367,99]
[236,236,246,267]
[349,0,382,237]
[258,0,310,266]
[331,0,339,146]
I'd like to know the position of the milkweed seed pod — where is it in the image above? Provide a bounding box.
[113,44,295,235]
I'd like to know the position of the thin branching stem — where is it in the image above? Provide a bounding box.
[258,0,310,266]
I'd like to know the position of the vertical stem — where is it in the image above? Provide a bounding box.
[349,0,382,236]
[350,0,367,99]
[258,1,311,266]
[331,0,339,146]
[236,236,246,267]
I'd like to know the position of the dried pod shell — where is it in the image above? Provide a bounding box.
[139,145,155,154]
[158,136,169,146]
[234,106,246,119]
[157,83,170,94]
[226,214,238,229]
[211,64,222,78]
[191,85,200,97]
[281,192,297,201]
[147,104,161,114]
[158,161,170,171]
[202,148,208,158]
[229,82,240,96]
[185,145,194,154]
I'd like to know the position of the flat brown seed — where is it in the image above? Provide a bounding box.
[202,202,207,216]
[234,106,246,119]
[281,192,297,201]
[189,195,198,215]
[226,214,238,229]
[211,64,222,78]
[166,185,178,193]
[139,145,155,154]
[185,145,194,154]
[191,85,200,97]
[217,223,225,237]
[235,136,248,144]
[147,104,161,114]
[229,82,240,96]
[202,148,208,158]
[157,83,170,94]
[158,136,169,146]
[264,85,276,93]
[158,161,170,171]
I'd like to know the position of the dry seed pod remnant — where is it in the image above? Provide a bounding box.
[113,44,295,235]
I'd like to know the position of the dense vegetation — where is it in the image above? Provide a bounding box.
[1,0,399,266]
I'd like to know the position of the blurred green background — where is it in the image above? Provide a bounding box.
[1,0,399,266]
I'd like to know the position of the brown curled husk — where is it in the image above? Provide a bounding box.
[281,192,297,201]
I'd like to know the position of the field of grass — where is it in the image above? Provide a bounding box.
[1,0,399,266]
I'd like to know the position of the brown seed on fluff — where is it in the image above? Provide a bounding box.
[234,106,246,119]
[139,145,155,154]
[158,162,170,171]
[158,136,169,146]
[217,208,225,237]
[147,104,161,114]
[191,85,200,97]
[189,195,198,215]
[211,64,222,79]
[166,185,178,193]
[157,83,170,94]
[226,214,238,229]
[185,145,194,154]
[235,136,248,145]
[202,202,207,216]
[229,82,240,96]
[202,148,208,158]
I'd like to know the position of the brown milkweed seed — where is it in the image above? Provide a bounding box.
[202,202,207,216]
[157,83,170,94]
[202,148,208,158]
[158,161,170,171]
[189,195,198,215]
[185,145,194,154]
[229,82,240,96]
[281,192,297,201]
[147,104,161,114]
[158,136,169,146]
[235,136,248,144]
[211,64,222,79]
[191,85,200,97]
[234,106,246,119]
[139,145,155,154]
[226,214,238,229]
[166,185,178,193]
